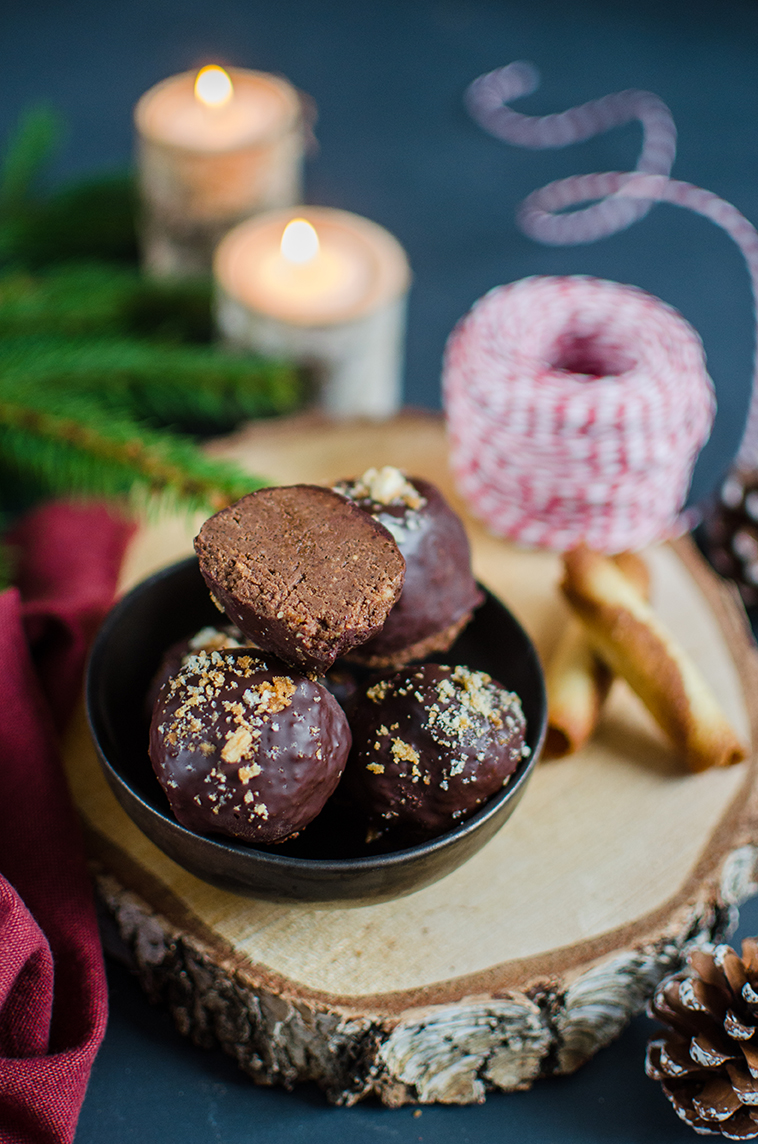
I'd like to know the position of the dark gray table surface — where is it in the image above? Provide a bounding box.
[4,0,758,1138]
[77,898,758,1144]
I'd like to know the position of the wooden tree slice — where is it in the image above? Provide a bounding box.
[63,412,758,1105]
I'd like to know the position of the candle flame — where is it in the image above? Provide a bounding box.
[280,218,319,265]
[194,65,233,108]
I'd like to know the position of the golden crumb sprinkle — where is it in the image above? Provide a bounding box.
[343,466,426,510]
[188,626,247,653]
[367,762,385,774]
[257,676,296,714]
[367,680,390,703]
[391,738,420,767]
[221,726,254,763]
[238,762,262,783]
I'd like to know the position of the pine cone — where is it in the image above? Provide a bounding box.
[646,940,758,1139]
[701,469,758,608]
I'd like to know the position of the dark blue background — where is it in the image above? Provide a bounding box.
[3,0,758,1137]
[4,0,758,502]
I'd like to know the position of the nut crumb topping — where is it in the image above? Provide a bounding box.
[257,676,296,714]
[221,726,254,763]
[238,762,262,783]
[188,626,246,653]
[391,738,420,766]
[335,466,426,511]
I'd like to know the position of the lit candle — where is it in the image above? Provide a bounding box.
[215,207,411,418]
[135,66,307,277]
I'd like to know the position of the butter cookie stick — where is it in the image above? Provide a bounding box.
[561,546,746,772]
[545,552,649,758]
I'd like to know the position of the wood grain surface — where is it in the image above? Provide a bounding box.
[64,412,758,1104]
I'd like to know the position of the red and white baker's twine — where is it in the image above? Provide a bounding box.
[443,62,758,552]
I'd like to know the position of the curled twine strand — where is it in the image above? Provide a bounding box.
[465,62,758,471]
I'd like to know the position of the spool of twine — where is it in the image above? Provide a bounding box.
[444,63,758,552]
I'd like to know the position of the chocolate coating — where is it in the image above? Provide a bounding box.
[149,648,351,845]
[322,665,361,711]
[194,485,405,673]
[340,662,528,847]
[335,471,483,668]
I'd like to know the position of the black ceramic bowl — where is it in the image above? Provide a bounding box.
[86,557,546,905]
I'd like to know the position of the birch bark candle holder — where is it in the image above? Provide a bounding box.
[214,206,411,419]
[135,66,306,278]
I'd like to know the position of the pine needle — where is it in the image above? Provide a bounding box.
[0,106,291,536]
[0,334,301,432]
[0,385,265,514]
[0,104,61,216]
[6,176,138,268]
[0,261,212,342]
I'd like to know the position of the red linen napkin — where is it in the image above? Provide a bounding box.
[0,502,135,1144]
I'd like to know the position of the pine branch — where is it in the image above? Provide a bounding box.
[0,104,61,216]
[5,175,138,268]
[0,262,213,342]
[0,107,292,529]
[0,387,264,514]
[0,264,143,337]
[0,334,302,432]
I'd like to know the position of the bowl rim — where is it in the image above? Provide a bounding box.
[86,556,546,875]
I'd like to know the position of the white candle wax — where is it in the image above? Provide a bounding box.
[221,215,374,324]
[137,67,293,152]
[135,67,306,276]
[215,207,411,418]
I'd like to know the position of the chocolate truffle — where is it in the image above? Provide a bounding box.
[340,662,529,847]
[149,648,351,845]
[334,467,483,669]
[194,484,405,673]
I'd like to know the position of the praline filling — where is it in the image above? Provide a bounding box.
[149,647,351,845]
[193,483,405,673]
[337,662,529,847]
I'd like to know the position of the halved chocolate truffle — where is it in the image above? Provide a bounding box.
[149,648,351,845]
[194,484,405,673]
[340,662,528,847]
[334,468,483,669]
